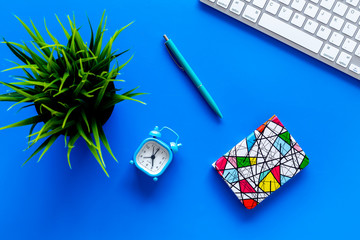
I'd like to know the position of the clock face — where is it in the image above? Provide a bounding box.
[135,140,170,175]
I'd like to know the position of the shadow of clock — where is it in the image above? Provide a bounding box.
[126,166,164,198]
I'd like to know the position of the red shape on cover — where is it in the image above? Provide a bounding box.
[257,124,265,133]
[271,116,284,127]
[240,179,256,193]
[271,165,280,184]
[215,156,227,175]
[243,199,258,209]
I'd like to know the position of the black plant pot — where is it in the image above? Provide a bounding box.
[35,81,115,136]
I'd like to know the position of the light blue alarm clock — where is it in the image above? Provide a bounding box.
[130,126,181,181]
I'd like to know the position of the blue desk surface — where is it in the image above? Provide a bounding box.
[0,0,358,239]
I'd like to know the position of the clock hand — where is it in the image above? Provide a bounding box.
[154,148,160,156]
[151,148,161,169]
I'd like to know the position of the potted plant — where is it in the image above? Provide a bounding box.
[0,12,145,176]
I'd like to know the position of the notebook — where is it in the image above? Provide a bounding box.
[213,115,309,209]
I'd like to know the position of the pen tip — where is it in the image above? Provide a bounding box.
[163,34,169,41]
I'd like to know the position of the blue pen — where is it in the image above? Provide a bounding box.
[163,34,223,118]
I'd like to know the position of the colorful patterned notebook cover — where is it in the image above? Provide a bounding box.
[213,115,309,209]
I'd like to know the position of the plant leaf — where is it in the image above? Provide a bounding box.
[28,122,38,147]
[22,136,52,166]
[0,92,25,102]
[29,120,75,145]
[37,134,59,162]
[98,125,117,162]
[2,39,35,64]
[22,134,58,166]
[91,120,105,167]
[93,11,106,54]
[99,21,133,60]
[67,133,80,169]
[14,16,51,56]
[31,117,62,144]
[40,104,64,117]
[55,14,70,39]
[76,122,95,147]
[0,115,42,131]
[80,110,90,133]
[85,139,109,177]
[102,93,146,109]
[62,105,80,128]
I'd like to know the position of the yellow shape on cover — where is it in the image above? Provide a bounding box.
[259,172,280,192]
[250,158,257,165]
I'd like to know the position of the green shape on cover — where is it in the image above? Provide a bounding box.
[299,155,309,169]
[237,157,251,168]
[279,131,291,145]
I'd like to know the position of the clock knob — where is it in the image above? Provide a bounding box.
[170,142,182,153]
[149,126,161,138]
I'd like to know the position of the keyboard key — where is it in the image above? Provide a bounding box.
[355,30,360,41]
[336,52,352,67]
[317,10,332,24]
[346,8,360,22]
[217,0,231,8]
[208,0,216,2]
[310,0,319,3]
[320,44,339,61]
[342,22,357,37]
[329,16,344,30]
[349,64,360,74]
[279,0,291,4]
[291,13,306,27]
[230,1,245,15]
[253,0,267,8]
[320,0,335,10]
[355,45,360,56]
[329,32,344,46]
[259,13,323,53]
[304,3,319,18]
[316,25,331,40]
[333,2,348,16]
[346,0,359,7]
[279,6,293,21]
[304,19,319,34]
[242,5,261,22]
[291,0,306,11]
[342,38,357,52]
[266,1,280,15]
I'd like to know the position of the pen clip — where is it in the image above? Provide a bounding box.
[165,43,184,71]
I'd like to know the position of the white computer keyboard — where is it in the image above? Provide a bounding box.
[200,0,360,80]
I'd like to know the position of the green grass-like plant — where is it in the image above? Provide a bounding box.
[0,12,145,176]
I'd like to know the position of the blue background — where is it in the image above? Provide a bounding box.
[0,0,358,239]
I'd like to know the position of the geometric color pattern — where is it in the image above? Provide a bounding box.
[213,115,309,209]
